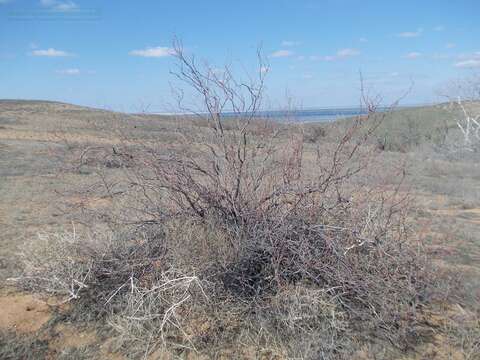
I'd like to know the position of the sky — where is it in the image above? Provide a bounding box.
[0,0,479,112]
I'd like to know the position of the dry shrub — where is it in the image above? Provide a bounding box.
[255,285,353,359]
[13,44,439,358]
[14,228,167,320]
[107,270,208,358]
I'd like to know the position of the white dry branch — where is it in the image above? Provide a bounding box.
[9,229,95,303]
[108,271,208,356]
[456,97,480,147]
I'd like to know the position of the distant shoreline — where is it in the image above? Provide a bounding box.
[0,99,440,122]
[148,103,434,122]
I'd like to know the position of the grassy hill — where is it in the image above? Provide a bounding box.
[302,101,480,152]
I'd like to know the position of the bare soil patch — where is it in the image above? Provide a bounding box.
[0,292,51,334]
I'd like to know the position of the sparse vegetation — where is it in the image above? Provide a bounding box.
[8,48,466,359]
[0,331,49,360]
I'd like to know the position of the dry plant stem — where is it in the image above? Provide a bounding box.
[456,97,480,146]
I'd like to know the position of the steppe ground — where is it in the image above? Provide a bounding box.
[0,100,479,359]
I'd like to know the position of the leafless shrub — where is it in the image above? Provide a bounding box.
[439,72,480,102]
[108,270,208,358]
[14,44,440,357]
[303,124,327,143]
[12,227,167,320]
[454,98,480,148]
[438,74,480,152]
[255,285,353,359]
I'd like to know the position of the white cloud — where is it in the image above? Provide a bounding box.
[31,48,73,57]
[40,0,77,11]
[322,48,360,61]
[397,28,423,38]
[270,49,293,58]
[129,46,175,58]
[337,48,360,58]
[404,52,422,59]
[56,68,80,75]
[454,59,480,68]
[359,37,368,43]
[457,52,480,60]
[445,43,456,49]
[281,40,300,47]
[434,25,445,31]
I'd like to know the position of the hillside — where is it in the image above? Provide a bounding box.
[0,100,479,359]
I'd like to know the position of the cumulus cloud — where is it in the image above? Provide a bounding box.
[397,28,423,38]
[40,0,78,11]
[270,49,294,58]
[31,48,73,57]
[56,68,80,75]
[404,52,422,59]
[129,46,175,58]
[454,59,480,68]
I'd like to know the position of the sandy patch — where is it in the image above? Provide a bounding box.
[0,293,51,333]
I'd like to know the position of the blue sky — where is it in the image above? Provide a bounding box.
[0,0,479,111]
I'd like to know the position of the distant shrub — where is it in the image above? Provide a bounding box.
[304,124,327,143]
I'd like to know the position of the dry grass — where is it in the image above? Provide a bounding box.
[0,330,49,360]
[8,50,452,359]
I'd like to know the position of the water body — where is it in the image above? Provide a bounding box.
[225,105,417,122]
[153,105,419,123]
[249,108,371,123]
